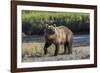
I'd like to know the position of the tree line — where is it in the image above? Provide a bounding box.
[22,10,90,36]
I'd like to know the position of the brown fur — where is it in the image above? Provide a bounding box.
[44,24,73,56]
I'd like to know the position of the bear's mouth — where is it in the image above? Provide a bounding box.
[48,29,55,34]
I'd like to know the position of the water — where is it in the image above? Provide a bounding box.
[22,34,90,47]
[73,35,90,47]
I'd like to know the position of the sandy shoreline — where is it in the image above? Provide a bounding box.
[22,46,90,62]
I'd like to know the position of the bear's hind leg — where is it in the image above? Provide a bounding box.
[68,43,72,54]
[63,43,67,54]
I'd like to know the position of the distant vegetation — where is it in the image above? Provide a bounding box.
[22,10,90,35]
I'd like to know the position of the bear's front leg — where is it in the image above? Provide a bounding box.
[43,42,52,55]
[54,44,59,56]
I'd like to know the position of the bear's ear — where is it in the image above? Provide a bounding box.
[46,24,49,28]
[53,24,56,27]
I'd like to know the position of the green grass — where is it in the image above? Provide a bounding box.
[22,10,90,35]
[22,11,89,22]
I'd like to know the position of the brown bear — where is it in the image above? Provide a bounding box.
[43,24,73,56]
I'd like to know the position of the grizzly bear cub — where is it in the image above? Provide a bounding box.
[44,24,73,56]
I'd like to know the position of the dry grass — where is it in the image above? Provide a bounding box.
[22,42,90,62]
[22,42,64,57]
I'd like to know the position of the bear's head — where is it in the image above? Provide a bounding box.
[45,24,56,35]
